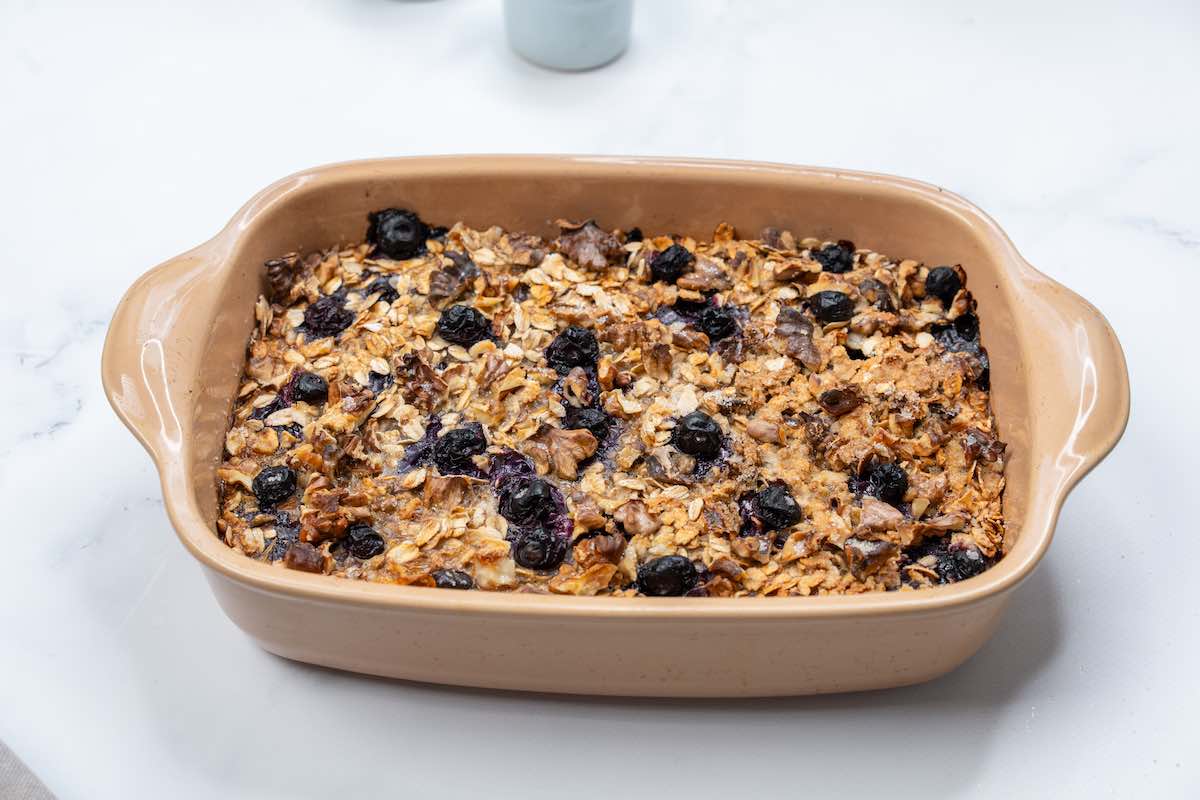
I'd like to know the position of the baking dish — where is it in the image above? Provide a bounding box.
[101,156,1129,696]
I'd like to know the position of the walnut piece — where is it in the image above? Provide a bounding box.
[552,219,623,271]
[614,500,660,537]
[530,426,598,479]
[844,537,899,578]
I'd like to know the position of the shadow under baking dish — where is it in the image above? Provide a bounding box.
[101,156,1128,696]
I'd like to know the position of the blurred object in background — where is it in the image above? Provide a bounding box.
[504,0,633,71]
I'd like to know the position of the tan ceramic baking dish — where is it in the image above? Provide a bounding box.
[101,156,1128,697]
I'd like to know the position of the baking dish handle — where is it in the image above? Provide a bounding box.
[1026,268,1130,492]
[101,244,217,465]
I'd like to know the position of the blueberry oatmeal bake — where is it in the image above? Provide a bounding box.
[216,209,1006,596]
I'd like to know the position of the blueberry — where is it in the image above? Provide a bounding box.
[302,294,355,338]
[908,537,990,584]
[924,266,962,307]
[292,372,328,404]
[433,569,474,590]
[488,449,536,488]
[809,290,855,324]
[252,465,296,507]
[866,462,908,507]
[432,424,487,475]
[697,304,739,341]
[545,326,599,374]
[671,411,723,459]
[511,526,567,570]
[931,313,981,351]
[943,546,987,582]
[436,305,492,347]
[811,241,856,274]
[498,478,554,526]
[367,208,430,260]
[344,523,386,559]
[637,555,698,596]
[249,396,286,421]
[752,482,802,531]
[953,312,979,342]
[365,276,400,304]
[367,371,394,394]
[563,406,612,444]
[650,243,694,284]
[625,227,643,243]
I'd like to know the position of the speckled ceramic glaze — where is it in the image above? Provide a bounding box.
[101,156,1129,696]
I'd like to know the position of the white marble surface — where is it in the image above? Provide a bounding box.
[2,1,1197,797]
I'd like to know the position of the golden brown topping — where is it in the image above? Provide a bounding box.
[220,218,1005,596]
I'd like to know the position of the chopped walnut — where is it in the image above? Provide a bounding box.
[284,541,326,573]
[775,308,822,369]
[396,353,447,411]
[552,219,623,271]
[529,426,598,479]
[844,537,899,579]
[614,500,661,537]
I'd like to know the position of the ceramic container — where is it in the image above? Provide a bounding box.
[101,156,1129,697]
[504,0,633,70]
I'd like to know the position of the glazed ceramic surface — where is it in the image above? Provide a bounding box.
[101,156,1129,696]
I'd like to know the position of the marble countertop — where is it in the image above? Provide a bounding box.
[2,1,1196,797]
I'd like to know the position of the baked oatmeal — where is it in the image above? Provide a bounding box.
[215,209,1006,596]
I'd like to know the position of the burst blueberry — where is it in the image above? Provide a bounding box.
[292,372,328,404]
[650,243,694,284]
[344,523,386,559]
[364,276,400,304]
[809,290,855,324]
[433,569,474,590]
[302,294,354,338]
[637,555,698,596]
[924,266,962,307]
[563,406,612,444]
[866,462,908,507]
[545,326,599,373]
[436,304,491,347]
[498,478,554,526]
[432,424,487,475]
[751,482,802,531]
[511,526,567,570]
[252,465,296,508]
[697,304,739,341]
[367,208,430,260]
[671,411,723,459]
[812,241,856,274]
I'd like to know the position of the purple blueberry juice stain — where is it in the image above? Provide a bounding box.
[397,416,443,472]
[488,450,572,570]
